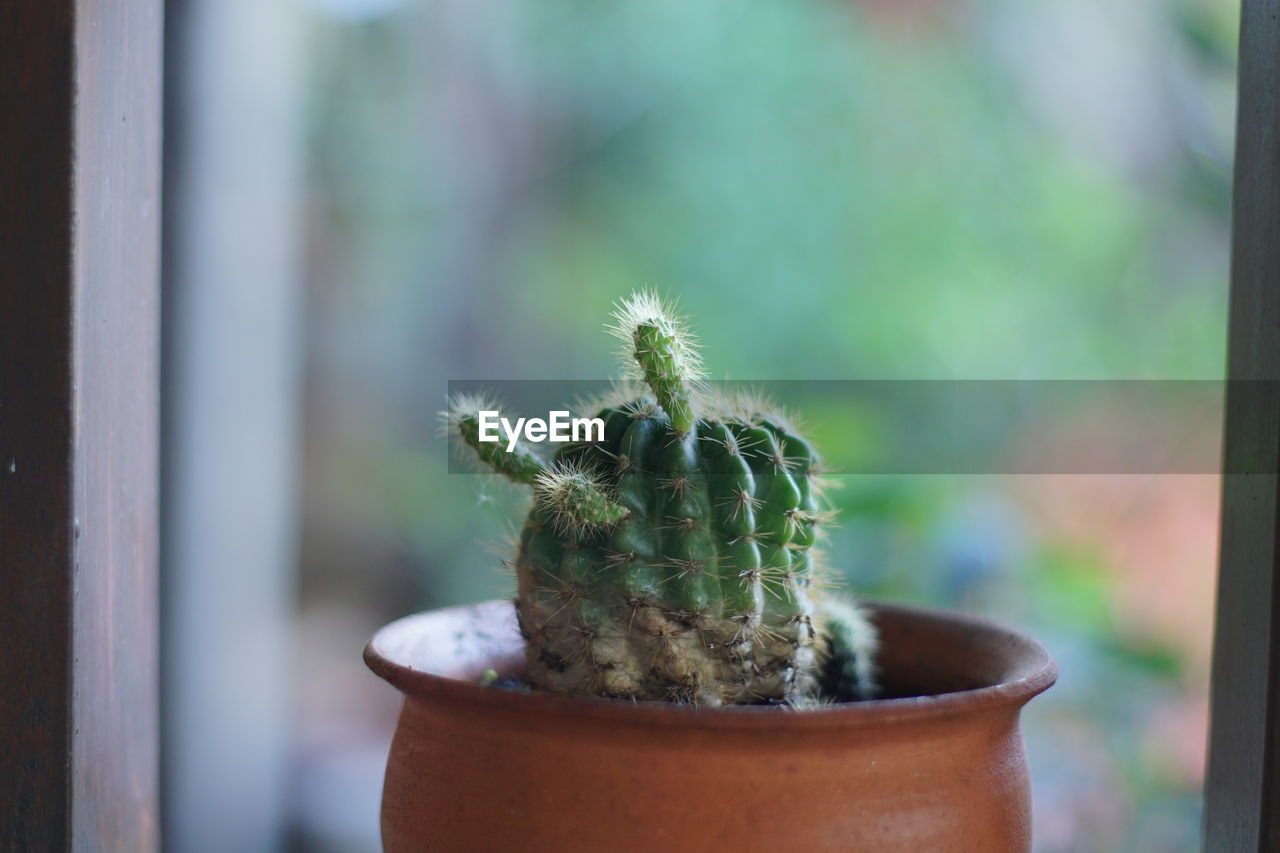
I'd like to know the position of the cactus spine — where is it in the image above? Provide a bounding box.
[447,293,876,706]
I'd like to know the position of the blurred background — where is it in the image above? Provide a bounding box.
[162,0,1238,850]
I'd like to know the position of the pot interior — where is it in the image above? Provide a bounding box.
[367,598,1056,709]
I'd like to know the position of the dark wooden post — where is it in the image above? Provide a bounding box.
[0,2,162,850]
[1203,0,1280,850]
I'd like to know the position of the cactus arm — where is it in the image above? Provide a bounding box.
[817,597,880,701]
[445,395,545,484]
[609,292,702,434]
[459,416,545,484]
[534,462,629,537]
[633,322,698,433]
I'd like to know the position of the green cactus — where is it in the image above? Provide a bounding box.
[446,292,877,706]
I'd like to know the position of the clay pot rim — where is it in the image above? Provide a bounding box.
[365,598,1057,730]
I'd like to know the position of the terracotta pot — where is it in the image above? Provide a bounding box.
[365,599,1056,852]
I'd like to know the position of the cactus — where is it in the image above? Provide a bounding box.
[446,292,877,707]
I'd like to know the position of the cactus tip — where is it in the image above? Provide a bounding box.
[607,291,704,432]
[441,391,502,436]
[607,290,705,383]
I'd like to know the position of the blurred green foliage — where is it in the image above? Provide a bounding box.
[300,0,1236,848]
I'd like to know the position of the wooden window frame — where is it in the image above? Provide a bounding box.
[0,0,1276,848]
[0,2,162,850]
[1203,1,1280,850]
